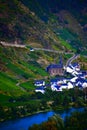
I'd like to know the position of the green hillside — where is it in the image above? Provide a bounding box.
[1,0,87,52]
[0,0,87,122]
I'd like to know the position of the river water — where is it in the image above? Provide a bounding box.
[0,107,85,130]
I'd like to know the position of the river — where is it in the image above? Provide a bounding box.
[0,107,85,130]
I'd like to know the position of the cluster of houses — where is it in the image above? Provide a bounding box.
[34,59,87,94]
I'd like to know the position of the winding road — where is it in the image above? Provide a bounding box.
[66,54,80,66]
[0,41,74,54]
[0,41,26,48]
[0,41,81,74]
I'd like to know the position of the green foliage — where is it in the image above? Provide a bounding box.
[29,114,64,130]
[0,72,24,96]
[0,0,87,122]
[20,81,35,91]
[58,36,74,51]
[28,63,48,76]
[65,110,87,130]
[58,29,75,41]
[29,110,87,130]
[0,94,11,104]
[0,0,86,52]
[6,61,33,79]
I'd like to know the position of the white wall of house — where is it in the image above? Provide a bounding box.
[70,77,78,83]
[51,84,57,91]
[82,82,87,88]
[66,67,73,73]
[35,81,45,87]
[67,82,73,89]
[59,85,68,91]
[35,89,45,94]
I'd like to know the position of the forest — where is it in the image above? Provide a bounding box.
[0,87,87,122]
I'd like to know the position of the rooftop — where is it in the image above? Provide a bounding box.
[72,62,79,67]
[47,64,63,71]
[47,57,63,71]
[34,80,44,84]
[36,86,45,90]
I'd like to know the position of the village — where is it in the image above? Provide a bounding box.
[34,56,87,94]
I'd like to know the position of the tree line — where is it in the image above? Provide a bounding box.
[0,87,87,122]
[29,109,87,130]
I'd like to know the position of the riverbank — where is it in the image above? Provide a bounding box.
[0,108,51,123]
[0,105,71,123]
[0,107,86,130]
[0,87,87,123]
[29,108,87,130]
[0,105,86,123]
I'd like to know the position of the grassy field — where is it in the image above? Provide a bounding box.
[0,43,86,112]
[20,80,35,91]
[0,46,50,99]
[0,72,25,96]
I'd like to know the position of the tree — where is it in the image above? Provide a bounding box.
[29,124,41,130]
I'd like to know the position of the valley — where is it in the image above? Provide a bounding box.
[0,0,87,125]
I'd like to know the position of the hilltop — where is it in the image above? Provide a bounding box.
[0,0,87,53]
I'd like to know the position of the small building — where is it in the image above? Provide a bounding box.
[34,80,45,87]
[30,47,34,52]
[66,65,79,76]
[51,83,61,91]
[35,86,45,94]
[59,84,68,91]
[67,82,74,89]
[71,62,80,72]
[70,76,78,83]
[75,77,87,88]
[51,80,74,92]
[79,71,87,78]
[46,57,63,76]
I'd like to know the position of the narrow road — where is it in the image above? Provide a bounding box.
[0,41,26,48]
[65,54,80,68]
[16,82,27,92]
[34,47,64,53]
[34,47,74,54]
[0,41,74,54]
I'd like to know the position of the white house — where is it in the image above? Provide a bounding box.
[35,86,45,94]
[66,66,73,73]
[66,63,80,76]
[67,82,74,89]
[82,82,87,88]
[50,78,66,86]
[30,48,34,52]
[78,71,87,79]
[59,84,68,91]
[51,82,61,91]
[71,63,80,72]
[70,76,78,83]
[51,78,74,91]
[51,83,57,91]
[34,80,45,87]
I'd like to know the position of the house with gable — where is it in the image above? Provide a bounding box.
[46,57,64,76]
[71,62,80,72]
[51,84,61,91]
[50,78,74,92]
[34,80,45,87]
[66,63,80,76]
[34,80,46,94]
[35,86,45,94]
[50,78,64,85]
[75,77,87,89]
[78,71,87,78]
